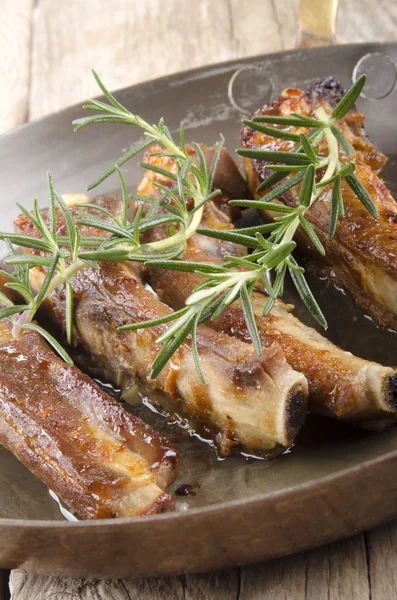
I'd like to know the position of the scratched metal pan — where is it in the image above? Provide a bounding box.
[1,42,397,578]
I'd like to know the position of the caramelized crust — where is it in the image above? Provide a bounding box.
[15,198,307,455]
[0,274,178,519]
[241,76,397,330]
[137,144,397,423]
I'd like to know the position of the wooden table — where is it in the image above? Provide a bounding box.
[1,0,397,598]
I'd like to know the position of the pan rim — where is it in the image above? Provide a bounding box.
[1,40,397,531]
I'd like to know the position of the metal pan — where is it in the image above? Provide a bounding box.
[0,26,397,577]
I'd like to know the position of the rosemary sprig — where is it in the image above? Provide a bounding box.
[121,75,377,379]
[0,72,223,369]
[72,70,223,263]
[0,174,89,364]
[0,72,377,383]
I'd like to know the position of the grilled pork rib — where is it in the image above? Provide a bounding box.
[137,144,397,423]
[15,202,308,455]
[241,76,397,330]
[0,273,178,519]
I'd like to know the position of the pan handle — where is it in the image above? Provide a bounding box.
[297,0,339,47]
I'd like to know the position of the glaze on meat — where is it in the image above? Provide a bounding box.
[137,144,397,424]
[241,76,397,330]
[14,202,308,456]
[0,273,178,519]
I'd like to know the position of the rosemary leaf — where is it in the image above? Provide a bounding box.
[4,255,52,267]
[191,316,205,383]
[329,124,353,158]
[138,162,178,181]
[15,202,41,232]
[243,120,301,142]
[263,241,296,269]
[259,270,274,298]
[236,148,311,165]
[54,188,79,254]
[65,282,74,345]
[257,171,288,193]
[234,223,279,235]
[0,233,51,253]
[118,307,189,332]
[145,260,227,274]
[5,283,34,305]
[179,121,186,154]
[331,75,366,121]
[252,114,324,128]
[208,137,224,191]
[299,133,319,164]
[256,171,305,204]
[0,305,27,320]
[345,173,378,218]
[288,262,327,329]
[35,251,60,307]
[47,173,58,241]
[230,199,296,213]
[298,216,326,255]
[240,282,262,356]
[264,164,309,172]
[329,176,341,241]
[298,164,315,207]
[196,228,261,249]
[21,323,74,366]
[150,316,194,379]
[77,216,134,240]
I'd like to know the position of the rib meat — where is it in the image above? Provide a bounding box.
[241,76,397,330]
[14,204,308,455]
[137,144,397,423]
[0,272,178,519]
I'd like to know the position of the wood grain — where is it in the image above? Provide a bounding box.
[0,0,34,134]
[28,0,397,121]
[8,537,372,600]
[28,0,299,120]
[3,0,397,598]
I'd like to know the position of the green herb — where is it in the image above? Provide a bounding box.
[123,75,377,375]
[0,72,377,381]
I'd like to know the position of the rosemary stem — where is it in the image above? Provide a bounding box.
[47,260,86,296]
[140,195,206,254]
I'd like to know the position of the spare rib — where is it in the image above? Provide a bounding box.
[137,144,397,424]
[0,272,178,519]
[14,205,308,455]
[241,76,397,331]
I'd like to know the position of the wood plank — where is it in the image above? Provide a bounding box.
[9,570,239,599]
[336,0,397,43]
[365,522,397,600]
[328,535,370,600]
[0,0,34,134]
[29,0,298,120]
[29,0,397,122]
[239,534,369,600]
[184,569,239,599]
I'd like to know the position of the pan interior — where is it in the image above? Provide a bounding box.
[0,43,397,522]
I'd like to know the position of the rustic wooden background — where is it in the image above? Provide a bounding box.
[1,0,397,598]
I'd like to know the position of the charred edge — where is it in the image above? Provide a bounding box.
[285,387,308,445]
[386,374,397,412]
[143,492,174,516]
[304,75,346,108]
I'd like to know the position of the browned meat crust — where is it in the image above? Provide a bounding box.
[137,145,397,423]
[0,273,178,519]
[241,76,397,330]
[14,201,308,455]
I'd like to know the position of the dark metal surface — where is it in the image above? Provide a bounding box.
[0,43,397,578]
